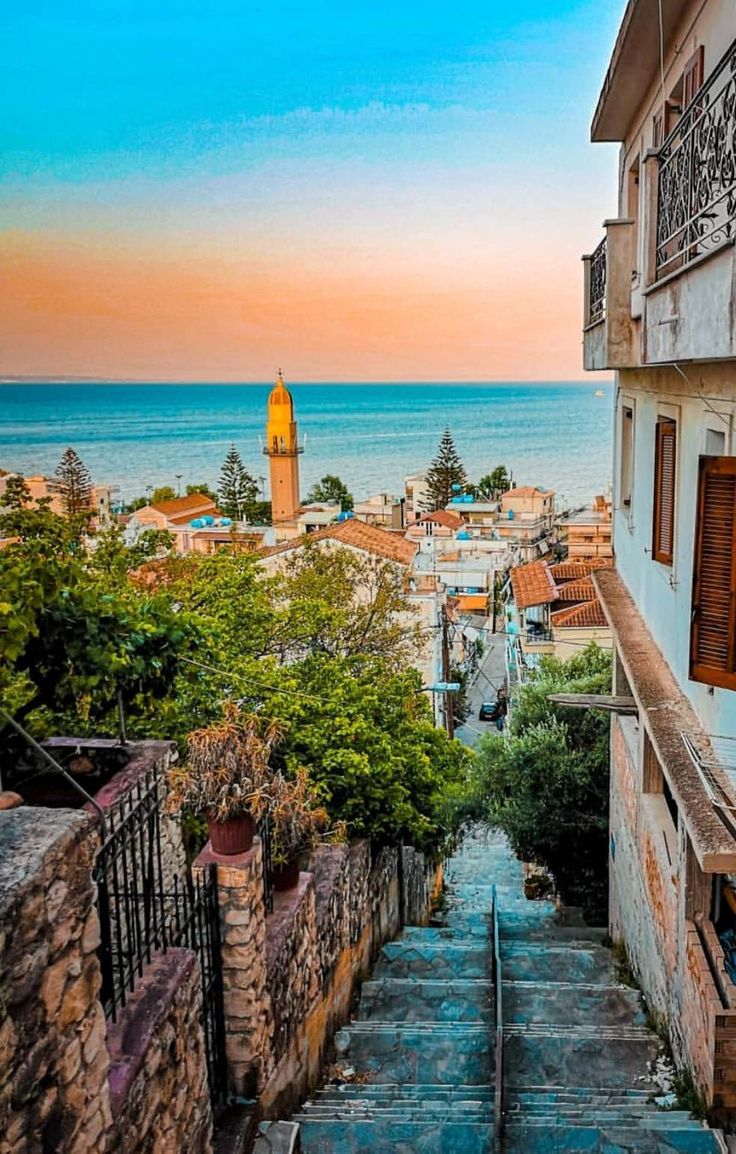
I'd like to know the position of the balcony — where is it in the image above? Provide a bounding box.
[582,219,637,370]
[644,37,736,363]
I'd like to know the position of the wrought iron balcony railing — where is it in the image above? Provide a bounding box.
[588,236,607,324]
[656,39,736,279]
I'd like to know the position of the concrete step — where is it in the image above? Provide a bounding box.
[502,1123,721,1153]
[373,941,489,980]
[314,1083,493,1104]
[332,1023,493,1086]
[503,1031,660,1091]
[357,978,493,1023]
[399,922,490,941]
[503,979,645,1027]
[297,1118,493,1152]
[298,1102,492,1122]
[500,941,615,984]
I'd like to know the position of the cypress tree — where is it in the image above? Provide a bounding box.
[218,444,258,521]
[55,448,93,515]
[3,474,31,510]
[422,429,467,511]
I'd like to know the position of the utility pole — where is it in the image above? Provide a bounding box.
[441,604,455,739]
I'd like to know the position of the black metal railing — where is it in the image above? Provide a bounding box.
[491,885,504,1153]
[93,767,227,1110]
[525,628,554,644]
[657,38,736,278]
[588,236,607,324]
[257,814,274,913]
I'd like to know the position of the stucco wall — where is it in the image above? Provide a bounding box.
[614,365,736,738]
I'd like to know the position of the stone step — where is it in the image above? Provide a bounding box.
[501,1123,721,1153]
[357,978,493,1023]
[373,941,489,980]
[506,1106,698,1123]
[399,923,490,941]
[332,1023,492,1086]
[504,1032,660,1091]
[298,1103,492,1122]
[315,1083,493,1103]
[503,979,645,1027]
[297,1118,494,1153]
[509,1087,657,1103]
[500,942,615,984]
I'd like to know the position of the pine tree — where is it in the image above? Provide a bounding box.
[422,429,466,511]
[218,444,258,521]
[55,448,93,515]
[3,474,31,510]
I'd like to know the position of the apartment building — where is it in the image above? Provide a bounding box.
[583,0,736,1113]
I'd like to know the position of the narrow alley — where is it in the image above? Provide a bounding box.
[292,827,724,1153]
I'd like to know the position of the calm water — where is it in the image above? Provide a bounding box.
[0,382,613,506]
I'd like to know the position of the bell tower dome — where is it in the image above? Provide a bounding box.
[263,371,303,523]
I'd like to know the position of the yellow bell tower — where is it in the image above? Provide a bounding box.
[263,371,303,524]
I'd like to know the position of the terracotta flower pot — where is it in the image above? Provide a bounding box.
[206,812,255,856]
[272,857,300,892]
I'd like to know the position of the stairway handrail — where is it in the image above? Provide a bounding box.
[492,883,504,1152]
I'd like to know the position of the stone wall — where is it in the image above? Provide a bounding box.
[192,833,436,1123]
[107,950,212,1154]
[0,807,111,1154]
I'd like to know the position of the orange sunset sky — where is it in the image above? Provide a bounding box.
[2,3,623,382]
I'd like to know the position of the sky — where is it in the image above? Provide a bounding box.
[1,1,624,382]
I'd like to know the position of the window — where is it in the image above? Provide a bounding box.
[690,456,736,690]
[620,405,634,513]
[653,418,677,565]
[682,46,705,111]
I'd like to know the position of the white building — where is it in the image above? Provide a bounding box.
[583,0,736,1115]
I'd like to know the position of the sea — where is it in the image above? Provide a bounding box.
[0,382,613,508]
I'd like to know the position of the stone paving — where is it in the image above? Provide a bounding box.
[292,826,724,1152]
[293,827,495,1153]
[489,829,724,1154]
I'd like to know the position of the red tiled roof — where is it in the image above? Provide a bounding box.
[510,561,559,610]
[556,576,597,602]
[259,518,417,566]
[151,493,219,517]
[417,510,464,530]
[502,486,553,499]
[551,600,609,629]
[549,560,611,581]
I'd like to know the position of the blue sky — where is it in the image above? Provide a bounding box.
[1,1,625,380]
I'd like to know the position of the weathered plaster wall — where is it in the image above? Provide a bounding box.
[107,949,212,1154]
[0,807,111,1154]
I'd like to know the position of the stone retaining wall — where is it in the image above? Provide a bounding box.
[0,807,111,1154]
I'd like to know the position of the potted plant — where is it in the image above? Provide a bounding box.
[269,768,344,890]
[167,706,282,856]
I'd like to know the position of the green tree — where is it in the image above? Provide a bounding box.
[152,485,176,503]
[218,445,258,521]
[475,467,510,501]
[473,644,612,919]
[307,474,354,511]
[422,430,466,512]
[55,448,93,515]
[2,474,32,510]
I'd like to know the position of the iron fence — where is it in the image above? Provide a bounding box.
[657,38,736,278]
[93,766,227,1110]
[588,236,607,324]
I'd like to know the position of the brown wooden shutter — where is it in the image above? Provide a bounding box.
[690,456,736,689]
[682,46,705,110]
[653,420,677,564]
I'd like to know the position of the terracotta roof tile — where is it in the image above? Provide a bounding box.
[151,493,219,516]
[556,576,597,602]
[502,486,554,498]
[549,560,611,581]
[259,518,417,566]
[417,510,464,530]
[510,561,560,610]
[551,599,609,629]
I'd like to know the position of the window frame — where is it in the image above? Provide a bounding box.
[652,418,677,566]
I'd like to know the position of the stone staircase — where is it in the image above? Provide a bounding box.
[490,831,724,1154]
[293,827,496,1153]
[291,827,724,1153]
